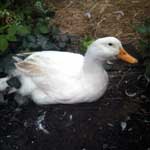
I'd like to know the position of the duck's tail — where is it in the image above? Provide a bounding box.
[12,56,23,62]
[12,52,33,63]
[0,53,29,92]
[0,76,21,91]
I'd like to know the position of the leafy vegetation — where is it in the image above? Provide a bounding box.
[80,36,94,54]
[136,18,150,78]
[0,0,57,54]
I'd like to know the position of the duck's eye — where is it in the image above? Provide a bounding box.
[108,43,113,46]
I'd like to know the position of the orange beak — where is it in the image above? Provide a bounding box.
[117,48,138,64]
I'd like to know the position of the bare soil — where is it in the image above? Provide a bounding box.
[51,0,150,43]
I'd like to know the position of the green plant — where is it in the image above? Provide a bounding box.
[0,0,56,54]
[0,23,30,52]
[136,18,150,78]
[80,36,94,54]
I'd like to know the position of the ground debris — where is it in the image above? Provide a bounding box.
[121,121,127,131]
[35,111,49,134]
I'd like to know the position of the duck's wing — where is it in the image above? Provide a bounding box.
[15,51,84,77]
[15,61,44,76]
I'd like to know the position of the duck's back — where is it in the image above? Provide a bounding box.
[15,51,85,104]
[17,51,84,77]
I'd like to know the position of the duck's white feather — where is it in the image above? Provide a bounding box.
[15,51,91,104]
[16,51,84,77]
[15,50,108,104]
[1,37,129,105]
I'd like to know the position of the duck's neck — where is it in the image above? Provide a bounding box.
[83,53,106,75]
[82,53,108,90]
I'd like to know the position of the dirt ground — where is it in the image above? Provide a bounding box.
[50,0,150,43]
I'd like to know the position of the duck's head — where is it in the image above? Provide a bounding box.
[86,37,138,64]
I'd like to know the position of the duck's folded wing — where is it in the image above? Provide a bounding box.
[15,51,84,77]
[15,61,44,76]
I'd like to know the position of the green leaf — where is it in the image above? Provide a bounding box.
[147,26,150,33]
[7,24,18,35]
[6,34,17,42]
[139,39,148,50]
[36,23,49,34]
[80,37,94,53]
[51,26,59,35]
[0,25,9,33]
[17,25,30,36]
[0,35,8,52]
[26,35,36,43]
[39,24,49,34]
[136,25,147,34]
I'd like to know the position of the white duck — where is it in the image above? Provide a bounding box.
[0,37,138,105]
